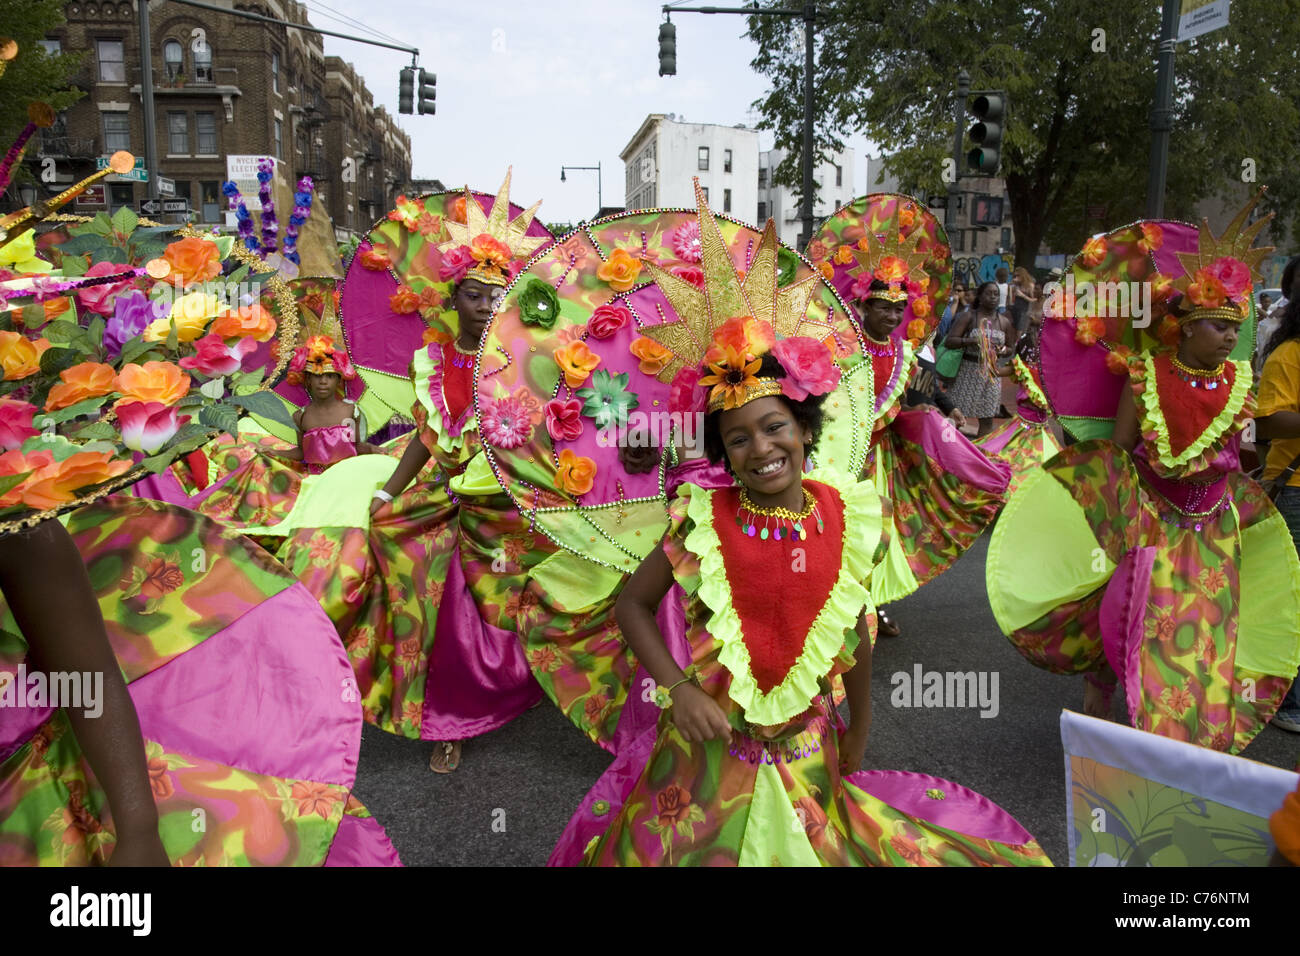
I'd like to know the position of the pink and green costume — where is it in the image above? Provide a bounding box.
[552,480,1050,866]
[986,219,1300,751]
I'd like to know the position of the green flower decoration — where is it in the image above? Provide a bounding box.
[576,369,638,429]
[925,788,946,801]
[517,277,560,329]
[592,799,611,817]
[777,247,799,287]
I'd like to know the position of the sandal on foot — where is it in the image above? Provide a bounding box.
[878,609,901,638]
[428,740,462,774]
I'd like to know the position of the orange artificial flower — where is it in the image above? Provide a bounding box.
[1079,237,1108,268]
[873,256,908,284]
[470,233,511,268]
[113,361,191,407]
[698,344,761,410]
[708,316,775,362]
[209,303,277,342]
[45,362,117,411]
[19,450,133,510]
[37,296,72,324]
[162,236,222,287]
[1186,269,1227,309]
[553,448,596,497]
[833,244,855,265]
[1137,222,1164,254]
[906,319,928,342]
[1156,314,1181,346]
[1105,347,1134,376]
[1074,314,1106,346]
[422,326,453,346]
[897,204,917,230]
[807,239,828,261]
[629,336,672,375]
[359,247,391,271]
[389,285,420,314]
[817,261,834,281]
[856,236,871,252]
[553,340,601,388]
[290,780,343,819]
[596,248,643,292]
[911,296,932,318]
[0,333,51,381]
[450,196,468,224]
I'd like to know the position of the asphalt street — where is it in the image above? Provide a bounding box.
[350,534,1300,867]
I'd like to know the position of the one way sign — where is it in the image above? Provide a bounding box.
[138,198,190,215]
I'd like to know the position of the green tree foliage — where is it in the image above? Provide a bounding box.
[746,0,1300,264]
[0,0,85,184]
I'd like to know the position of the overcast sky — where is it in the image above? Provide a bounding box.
[309,0,874,225]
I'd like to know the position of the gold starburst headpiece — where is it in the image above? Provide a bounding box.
[847,206,931,303]
[1171,188,1274,325]
[439,168,548,288]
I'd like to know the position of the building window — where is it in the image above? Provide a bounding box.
[758,167,767,188]
[109,183,133,213]
[724,149,732,173]
[835,165,843,187]
[39,38,61,55]
[163,40,183,80]
[201,181,221,222]
[758,201,767,221]
[273,119,283,159]
[196,112,217,154]
[952,230,964,252]
[167,112,189,154]
[697,146,709,171]
[272,51,281,94]
[723,188,732,213]
[1001,227,1012,249]
[97,39,125,83]
[701,186,709,204]
[103,111,130,151]
[193,40,212,82]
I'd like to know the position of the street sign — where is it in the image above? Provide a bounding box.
[139,198,162,215]
[139,197,190,215]
[74,185,107,208]
[163,199,189,213]
[1178,0,1230,41]
[98,155,148,182]
[927,195,948,209]
[157,176,176,197]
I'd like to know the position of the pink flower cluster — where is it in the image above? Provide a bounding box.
[771,337,840,401]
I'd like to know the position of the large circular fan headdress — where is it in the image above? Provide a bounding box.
[805,193,953,348]
[1039,191,1270,440]
[335,170,554,433]
[475,181,873,573]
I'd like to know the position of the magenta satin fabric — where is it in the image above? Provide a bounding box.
[128,583,360,786]
[418,542,543,740]
[1100,545,1158,723]
[892,407,1012,493]
[302,424,358,475]
[844,770,1035,845]
[323,812,403,867]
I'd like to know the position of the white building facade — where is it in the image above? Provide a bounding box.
[757,147,857,247]
[621,114,759,220]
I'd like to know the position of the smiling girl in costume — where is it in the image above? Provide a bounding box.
[985,197,1300,751]
[806,197,1012,638]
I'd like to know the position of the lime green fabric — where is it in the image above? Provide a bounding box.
[986,466,1115,633]
[867,455,918,604]
[1237,507,1300,676]
[528,549,626,611]
[737,762,821,867]
[241,454,397,537]
[449,453,500,496]
[1058,416,1114,442]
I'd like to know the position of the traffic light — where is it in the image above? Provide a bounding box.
[398,67,414,115]
[418,69,436,115]
[966,92,1006,175]
[658,21,676,76]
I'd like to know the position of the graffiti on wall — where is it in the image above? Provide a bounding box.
[952,253,1014,289]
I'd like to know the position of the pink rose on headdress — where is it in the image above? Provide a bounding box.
[772,336,840,401]
[480,393,535,449]
[76,261,136,317]
[586,303,631,340]
[179,333,258,377]
[116,401,182,454]
[1204,257,1250,301]
[670,221,702,263]
[669,264,705,289]
[439,245,476,283]
[0,398,38,451]
[329,349,357,380]
[849,272,875,301]
[669,365,706,415]
[544,397,584,442]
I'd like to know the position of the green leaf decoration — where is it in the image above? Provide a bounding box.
[228,264,250,286]
[0,472,32,498]
[39,347,82,377]
[21,304,48,328]
[69,421,118,440]
[228,391,295,429]
[111,206,139,236]
[165,319,179,352]
[86,213,114,238]
[42,320,83,344]
[215,236,235,259]
[86,315,106,348]
[198,403,240,436]
[42,395,110,424]
[117,336,156,366]
[98,246,129,265]
[229,368,266,393]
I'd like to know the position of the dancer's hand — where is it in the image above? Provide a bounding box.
[670,684,732,742]
[838,722,870,775]
[369,497,392,518]
[948,408,967,430]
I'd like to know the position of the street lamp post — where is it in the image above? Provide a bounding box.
[560,163,602,216]
[947,69,970,237]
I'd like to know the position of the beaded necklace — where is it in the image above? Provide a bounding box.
[448,339,476,369]
[1170,355,1227,390]
[735,484,824,541]
[863,332,894,357]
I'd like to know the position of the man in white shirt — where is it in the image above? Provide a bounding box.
[995,267,1010,314]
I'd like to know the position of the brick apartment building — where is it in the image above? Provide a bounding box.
[26,0,411,240]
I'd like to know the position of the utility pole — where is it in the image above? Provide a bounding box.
[946,69,970,238]
[138,0,159,193]
[1146,0,1179,218]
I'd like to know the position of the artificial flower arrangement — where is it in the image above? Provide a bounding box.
[0,207,297,531]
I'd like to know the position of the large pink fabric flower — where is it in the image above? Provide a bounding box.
[179,333,258,376]
[587,303,630,340]
[670,221,702,263]
[439,245,476,283]
[669,365,706,415]
[544,397,584,441]
[772,336,840,401]
[0,398,38,450]
[1204,257,1251,301]
[76,261,136,317]
[480,393,534,448]
[116,401,182,453]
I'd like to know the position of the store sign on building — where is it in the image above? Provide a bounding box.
[225,155,276,211]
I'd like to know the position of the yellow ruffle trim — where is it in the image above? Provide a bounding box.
[1013,355,1050,412]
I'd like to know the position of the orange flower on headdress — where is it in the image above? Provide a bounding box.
[873,256,908,284]
[162,236,222,287]
[897,204,917,230]
[833,245,855,266]
[911,296,932,318]
[1136,223,1164,254]
[45,362,117,411]
[470,233,512,269]
[0,332,51,381]
[597,249,643,292]
[387,195,421,231]
[553,448,596,497]
[450,196,468,224]
[708,316,775,363]
[1186,268,1227,309]
[114,361,191,407]
[416,286,445,319]
[553,340,601,388]
[359,247,391,271]
[1074,314,1106,347]
[817,261,834,281]
[629,337,672,376]
[905,319,928,343]
[698,345,762,411]
[1105,346,1135,376]
[1079,237,1108,268]
[389,285,419,314]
